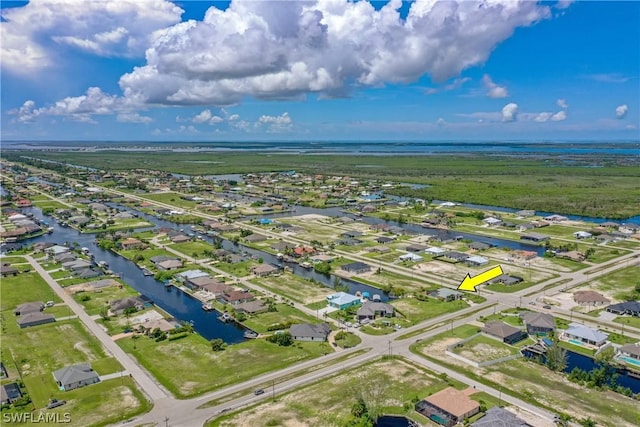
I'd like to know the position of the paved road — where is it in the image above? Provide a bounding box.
[26,255,168,402]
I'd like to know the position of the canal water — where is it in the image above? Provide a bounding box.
[522,349,640,393]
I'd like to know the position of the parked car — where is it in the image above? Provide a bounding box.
[543,305,552,309]
[46,399,66,409]
[254,389,265,396]
[45,301,55,307]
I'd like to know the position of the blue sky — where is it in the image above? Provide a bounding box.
[1,0,638,141]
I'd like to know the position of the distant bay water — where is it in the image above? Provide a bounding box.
[3,140,640,156]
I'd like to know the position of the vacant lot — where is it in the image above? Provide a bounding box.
[242,303,320,334]
[0,271,61,311]
[250,273,334,305]
[391,298,469,325]
[208,357,468,427]
[119,333,328,398]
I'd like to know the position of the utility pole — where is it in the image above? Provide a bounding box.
[272,379,275,401]
[164,417,169,427]
[388,340,392,357]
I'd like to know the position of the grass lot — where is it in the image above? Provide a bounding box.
[352,270,435,292]
[613,316,640,329]
[214,260,253,277]
[118,333,329,398]
[72,285,139,316]
[242,303,319,334]
[334,332,361,349]
[586,266,639,300]
[484,281,534,293]
[451,334,519,362]
[391,298,469,325]
[140,192,198,209]
[207,357,473,427]
[0,271,60,312]
[249,273,334,304]
[170,241,216,258]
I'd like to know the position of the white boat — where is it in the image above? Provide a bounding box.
[218,313,232,322]
[202,302,214,311]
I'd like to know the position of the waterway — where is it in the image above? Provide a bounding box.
[21,207,248,344]
[523,349,640,393]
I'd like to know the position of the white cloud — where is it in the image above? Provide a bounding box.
[257,112,293,132]
[582,73,630,84]
[10,87,143,123]
[501,103,518,122]
[550,110,567,121]
[115,0,551,106]
[425,77,471,95]
[1,0,182,75]
[534,112,552,123]
[192,109,213,124]
[117,112,153,124]
[615,104,628,119]
[556,99,568,109]
[482,74,508,98]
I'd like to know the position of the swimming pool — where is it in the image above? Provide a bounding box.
[569,339,584,346]
[619,356,640,367]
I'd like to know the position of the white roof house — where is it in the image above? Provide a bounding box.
[399,253,423,262]
[425,247,446,255]
[326,292,362,309]
[564,323,608,346]
[175,269,209,281]
[466,255,489,266]
[573,231,593,239]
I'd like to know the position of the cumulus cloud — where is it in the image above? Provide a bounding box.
[615,104,628,119]
[550,110,567,121]
[556,99,568,109]
[1,0,182,74]
[117,112,153,124]
[482,74,508,98]
[117,0,552,107]
[501,103,518,122]
[9,87,143,123]
[257,112,293,132]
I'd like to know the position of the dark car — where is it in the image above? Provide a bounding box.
[46,399,66,409]
[254,389,265,396]
[543,305,552,309]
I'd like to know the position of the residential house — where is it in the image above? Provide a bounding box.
[62,259,93,271]
[244,233,267,243]
[438,251,469,263]
[468,241,491,251]
[220,290,254,306]
[573,231,593,239]
[465,255,489,266]
[573,290,610,307]
[482,321,527,344]
[150,255,181,265]
[399,253,423,262]
[341,230,363,239]
[235,300,269,315]
[251,264,279,277]
[340,262,371,274]
[74,268,101,279]
[17,312,55,328]
[429,288,463,301]
[375,236,395,244]
[186,275,222,290]
[200,283,232,297]
[157,259,183,271]
[483,217,502,226]
[563,323,608,347]
[289,323,331,341]
[175,269,209,283]
[520,233,549,243]
[405,244,428,253]
[1,383,22,404]
[425,247,447,256]
[120,238,144,250]
[489,274,524,286]
[544,214,568,222]
[521,312,555,336]
[0,264,19,277]
[14,301,44,315]
[337,238,363,246]
[617,342,640,361]
[170,234,191,243]
[471,407,532,427]
[357,302,394,321]
[326,292,362,310]
[46,245,71,257]
[53,364,100,391]
[516,210,535,217]
[53,253,77,264]
[606,301,640,317]
[415,387,480,426]
[139,318,176,334]
[109,296,151,315]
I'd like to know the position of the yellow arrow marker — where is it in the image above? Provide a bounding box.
[458,265,504,292]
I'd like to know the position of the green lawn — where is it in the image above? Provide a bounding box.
[214,260,253,277]
[0,271,60,311]
[118,333,329,398]
[72,285,139,316]
[249,273,334,305]
[613,316,640,329]
[391,298,469,325]
[242,303,319,334]
[141,192,198,208]
[334,332,362,349]
[588,266,639,300]
[170,240,216,258]
[450,334,519,362]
